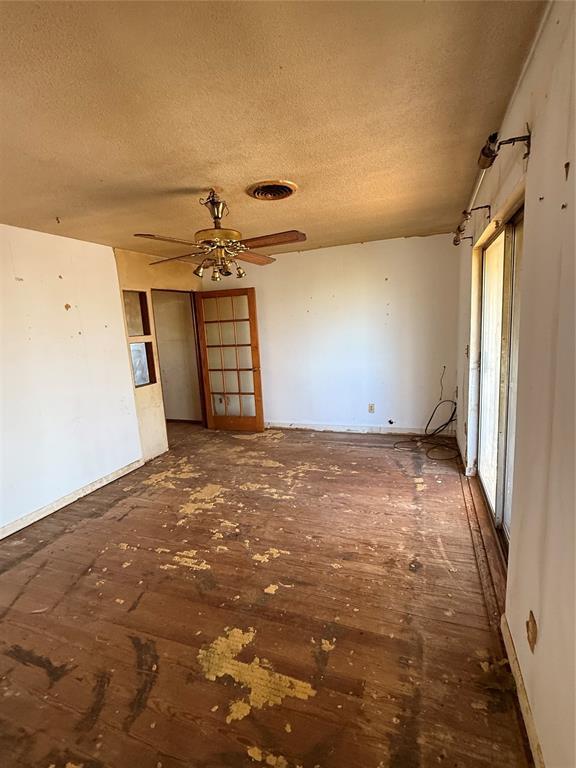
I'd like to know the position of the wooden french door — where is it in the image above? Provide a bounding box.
[194,288,264,431]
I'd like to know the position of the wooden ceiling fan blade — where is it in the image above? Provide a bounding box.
[134,232,200,247]
[149,251,205,265]
[237,250,276,265]
[240,230,306,249]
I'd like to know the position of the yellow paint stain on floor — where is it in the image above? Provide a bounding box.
[226,699,251,723]
[117,542,138,552]
[264,584,278,594]
[414,476,426,492]
[143,457,200,489]
[198,627,316,724]
[210,519,240,540]
[252,548,290,565]
[236,454,285,468]
[176,484,227,525]
[219,445,284,468]
[232,429,284,442]
[172,549,211,571]
[246,746,289,766]
[240,482,293,500]
[219,519,240,531]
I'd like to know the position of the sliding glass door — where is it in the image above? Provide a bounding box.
[478,211,523,541]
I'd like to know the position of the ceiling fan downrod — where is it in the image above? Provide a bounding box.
[199,188,228,228]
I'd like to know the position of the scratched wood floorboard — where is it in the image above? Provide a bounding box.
[0,424,531,768]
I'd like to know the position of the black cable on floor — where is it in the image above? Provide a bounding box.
[393,398,460,461]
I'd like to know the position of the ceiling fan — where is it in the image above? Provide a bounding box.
[134,189,306,281]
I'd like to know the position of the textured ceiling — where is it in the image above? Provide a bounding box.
[0,1,545,257]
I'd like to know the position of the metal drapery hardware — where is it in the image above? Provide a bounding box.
[453,125,531,245]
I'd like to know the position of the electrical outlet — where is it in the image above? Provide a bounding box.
[368,403,375,413]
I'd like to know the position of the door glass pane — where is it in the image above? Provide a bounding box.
[237,346,252,368]
[235,321,251,345]
[233,294,249,319]
[213,394,226,415]
[226,394,240,416]
[205,323,220,345]
[239,370,254,393]
[478,232,505,513]
[220,322,235,345]
[209,371,224,392]
[207,347,222,369]
[241,395,256,417]
[224,371,239,393]
[203,298,218,321]
[218,296,234,320]
[222,347,237,369]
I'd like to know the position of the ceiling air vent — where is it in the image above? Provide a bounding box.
[246,180,298,201]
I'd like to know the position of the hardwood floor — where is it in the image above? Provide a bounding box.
[0,424,531,768]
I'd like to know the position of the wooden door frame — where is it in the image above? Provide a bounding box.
[194,287,264,432]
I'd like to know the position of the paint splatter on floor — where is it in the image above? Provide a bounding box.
[252,548,290,565]
[171,549,211,571]
[0,423,530,767]
[198,627,316,722]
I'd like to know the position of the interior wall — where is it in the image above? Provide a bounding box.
[203,234,459,433]
[456,4,575,765]
[0,224,142,538]
[152,290,202,421]
[114,249,201,459]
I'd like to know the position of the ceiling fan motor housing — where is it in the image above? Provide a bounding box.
[194,228,242,245]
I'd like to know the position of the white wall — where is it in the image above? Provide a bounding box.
[0,225,142,537]
[456,4,575,765]
[204,234,459,433]
[152,290,202,421]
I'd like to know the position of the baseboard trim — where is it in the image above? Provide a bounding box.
[501,614,546,768]
[0,458,144,541]
[265,421,456,436]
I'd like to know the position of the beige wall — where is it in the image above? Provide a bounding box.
[114,248,201,460]
[201,234,458,433]
[1,225,142,537]
[456,4,574,765]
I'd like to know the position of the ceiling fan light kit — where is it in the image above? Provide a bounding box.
[134,188,306,279]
